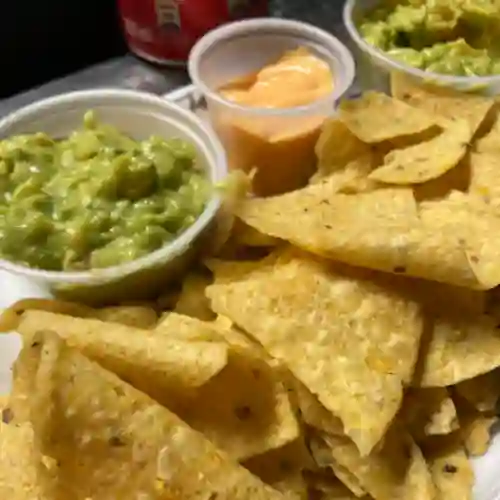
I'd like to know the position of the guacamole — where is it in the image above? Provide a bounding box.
[0,111,210,271]
[359,0,500,77]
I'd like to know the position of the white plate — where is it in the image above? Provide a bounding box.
[0,86,499,500]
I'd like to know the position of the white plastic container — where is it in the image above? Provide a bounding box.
[188,18,355,195]
[0,89,227,304]
[343,0,500,96]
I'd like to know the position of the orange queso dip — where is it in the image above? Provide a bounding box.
[215,48,334,196]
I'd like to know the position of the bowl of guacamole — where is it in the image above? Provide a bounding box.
[0,89,227,304]
[343,0,500,95]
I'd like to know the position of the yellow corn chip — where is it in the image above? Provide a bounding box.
[475,111,500,154]
[18,330,287,500]
[417,313,500,387]
[243,440,312,500]
[468,152,500,209]
[321,426,435,500]
[207,248,423,456]
[308,434,366,497]
[454,369,500,413]
[314,118,371,177]
[17,310,229,391]
[173,271,216,321]
[402,388,459,439]
[461,412,497,457]
[423,435,473,500]
[237,184,498,288]
[293,379,344,436]
[369,119,470,184]
[391,72,494,134]
[0,422,56,499]
[156,313,300,460]
[338,91,439,143]
[94,305,158,328]
[305,470,368,500]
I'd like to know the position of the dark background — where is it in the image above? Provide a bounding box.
[0,0,127,98]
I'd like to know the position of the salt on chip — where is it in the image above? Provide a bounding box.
[454,369,500,413]
[416,313,500,387]
[173,271,216,321]
[422,435,473,500]
[156,313,300,461]
[19,330,287,500]
[207,248,423,456]
[16,310,229,391]
[0,422,55,499]
[243,439,312,500]
[338,91,440,143]
[402,388,459,440]
[369,119,470,184]
[94,305,158,328]
[321,426,435,500]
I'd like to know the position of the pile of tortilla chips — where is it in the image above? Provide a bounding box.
[3,76,500,499]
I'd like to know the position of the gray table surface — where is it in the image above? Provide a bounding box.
[0,2,348,116]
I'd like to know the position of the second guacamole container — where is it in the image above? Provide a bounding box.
[343,0,500,96]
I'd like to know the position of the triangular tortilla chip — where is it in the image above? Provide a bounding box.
[0,422,55,499]
[417,313,500,387]
[155,313,300,460]
[369,119,470,184]
[237,183,500,289]
[391,72,494,134]
[338,91,440,143]
[16,310,228,391]
[207,248,423,456]
[321,426,435,500]
[17,330,286,500]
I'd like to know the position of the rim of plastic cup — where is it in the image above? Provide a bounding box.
[0,89,227,285]
[343,0,500,87]
[188,18,356,117]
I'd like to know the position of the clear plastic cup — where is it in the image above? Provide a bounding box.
[343,0,500,96]
[188,18,355,196]
[0,89,227,304]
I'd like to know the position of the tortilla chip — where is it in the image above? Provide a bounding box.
[468,152,500,209]
[321,426,435,500]
[305,470,367,500]
[402,388,459,440]
[17,310,229,392]
[243,440,312,500]
[237,184,496,288]
[308,434,366,497]
[314,118,371,178]
[207,248,423,456]
[0,298,93,332]
[475,111,500,154]
[460,412,497,457]
[293,379,343,436]
[369,119,470,184]
[173,271,216,321]
[391,72,494,134]
[338,91,439,143]
[417,313,500,387]
[156,313,300,460]
[0,422,55,499]
[18,330,287,499]
[454,369,500,413]
[422,435,473,500]
[94,305,158,328]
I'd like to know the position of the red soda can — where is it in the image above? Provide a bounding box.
[118,0,269,66]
